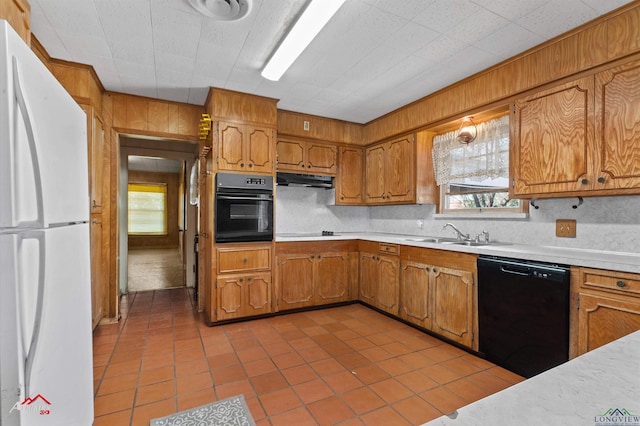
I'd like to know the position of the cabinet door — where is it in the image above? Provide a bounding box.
[315,252,350,305]
[399,261,431,329]
[365,145,386,203]
[246,273,271,316]
[595,59,640,191]
[216,275,244,320]
[431,266,474,348]
[276,140,305,172]
[577,292,640,356]
[246,126,274,174]
[217,122,246,171]
[306,142,337,175]
[336,147,363,205]
[377,255,399,315]
[276,254,314,310]
[90,217,104,329]
[359,253,378,305]
[511,76,595,197]
[385,136,414,203]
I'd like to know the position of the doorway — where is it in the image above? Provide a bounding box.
[119,135,199,294]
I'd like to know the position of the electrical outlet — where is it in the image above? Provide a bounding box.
[417,220,424,230]
[303,120,310,131]
[556,219,577,238]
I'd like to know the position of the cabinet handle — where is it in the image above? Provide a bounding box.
[243,258,248,263]
[581,178,589,184]
[433,268,437,273]
[248,277,252,282]
[308,165,312,168]
[341,196,344,200]
[248,163,253,168]
[301,164,305,168]
[92,200,101,209]
[597,177,605,183]
[311,255,315,259]
[616,280,626,288]
[240,162,245,167]
[318,255,321,259]
[239,278,244,282]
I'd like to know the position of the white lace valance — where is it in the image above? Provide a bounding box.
[432,115,510,186]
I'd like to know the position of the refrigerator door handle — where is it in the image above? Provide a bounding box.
[12,56,45,228]
[14,232,47,399]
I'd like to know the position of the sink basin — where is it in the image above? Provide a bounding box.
[405,237,461,243]
[405,237,511,247]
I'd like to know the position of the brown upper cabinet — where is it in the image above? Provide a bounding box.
[276,138,337,175]
[511,55,640,198]
[216,121,275,175]
[365,135,415,204]
[1,0,30,44]
[336,146,364,205]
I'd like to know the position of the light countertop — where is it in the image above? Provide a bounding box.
[421,330,640,426]
[275,232,640,274]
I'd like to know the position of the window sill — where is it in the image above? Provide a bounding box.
[433,212,529,220]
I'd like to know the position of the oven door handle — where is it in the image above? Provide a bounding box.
[216,195,273,201]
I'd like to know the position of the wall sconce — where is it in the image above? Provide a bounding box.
[456,117,477,144]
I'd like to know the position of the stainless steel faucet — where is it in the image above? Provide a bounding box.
[443,223,470,241]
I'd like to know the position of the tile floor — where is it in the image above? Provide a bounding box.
[92,288,524,425]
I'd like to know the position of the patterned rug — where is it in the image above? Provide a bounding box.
[150,395,255,426]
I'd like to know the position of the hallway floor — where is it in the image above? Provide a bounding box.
[127,248,184,292]
[92,288,523,425]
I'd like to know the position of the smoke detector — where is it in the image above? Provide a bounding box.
[188,0,251,21]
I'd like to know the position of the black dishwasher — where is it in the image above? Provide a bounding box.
[477,256,570,378]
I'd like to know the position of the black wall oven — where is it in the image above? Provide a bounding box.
[215,173,273,243]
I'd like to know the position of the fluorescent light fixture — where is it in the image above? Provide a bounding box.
[261,0,347,81]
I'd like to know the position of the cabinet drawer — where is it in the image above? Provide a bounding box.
[217,245,271,273]
[379,243,399,255]
[580,269,640,297]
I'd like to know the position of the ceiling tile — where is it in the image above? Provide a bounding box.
[28,0,635,122]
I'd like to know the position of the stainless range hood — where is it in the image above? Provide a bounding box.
[276,172,333,189]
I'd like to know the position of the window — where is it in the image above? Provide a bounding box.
[432,114,524,214]
[128,183,168,235]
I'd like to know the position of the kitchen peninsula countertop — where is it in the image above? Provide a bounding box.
[422,330,640,426]
[275,232,640,274]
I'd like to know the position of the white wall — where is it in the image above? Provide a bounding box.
[277,186,640,254]
[275,186,369,234]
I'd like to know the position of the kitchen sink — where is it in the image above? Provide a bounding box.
[405,237,511,247]
[405,237,460,243]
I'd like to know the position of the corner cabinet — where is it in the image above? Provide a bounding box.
[365,135,415,204]
[571,267,640,358]
[511,56,640,198]
[215,121,275,174]
[276,139,337,175]
[335,146,364,205]
[275,241,358,312]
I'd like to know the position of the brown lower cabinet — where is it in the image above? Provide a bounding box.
[207,242,272,323]
[359,243,401,315]
[571,267,640,358]
[400,246,478,350]
[216,273,271,320]
[276,241,358,311]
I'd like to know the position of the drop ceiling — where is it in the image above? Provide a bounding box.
[29,0,633,124]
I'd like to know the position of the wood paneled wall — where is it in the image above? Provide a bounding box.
[105,92,203,140]
[277,110,364,145]
[128,171,180,249]
[362,2,640,144]
[205,87,277,126]
[0,0,30,44]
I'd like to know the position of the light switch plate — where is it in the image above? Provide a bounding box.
[556,219,577,238]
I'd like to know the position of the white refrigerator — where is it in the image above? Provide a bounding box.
[0,20,94,426]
